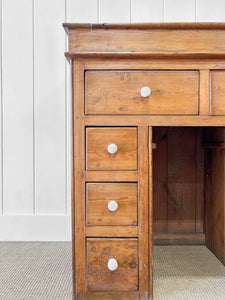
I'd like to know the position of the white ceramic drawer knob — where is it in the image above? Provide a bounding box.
[108,200,118,212]
[107,143,118,154]
[107,258,118,271]
[140,86,151,98]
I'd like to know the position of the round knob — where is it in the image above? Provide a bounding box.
[140,86,151,98]
[108,200,118,212]
[107,258,118,271]
[107,143,118,154]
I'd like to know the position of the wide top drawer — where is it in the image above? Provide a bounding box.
[85,71,199,115]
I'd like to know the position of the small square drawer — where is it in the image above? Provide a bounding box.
[86,183,138,226]
[86,127,137,170]
[211,71,225,115]
[87,238,138,292]
[85,71,199,115]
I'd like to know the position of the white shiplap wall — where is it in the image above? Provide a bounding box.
[0,0,224,241]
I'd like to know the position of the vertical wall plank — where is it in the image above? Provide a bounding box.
[196,0,225,21]
[67,0,98,23]
[2,0,33,214]
[0,0,2,214]
[34,0,66,214]
[99,0,130,23]
[131,0,163,22]
[65,63,71,216]
[164,0,196,22]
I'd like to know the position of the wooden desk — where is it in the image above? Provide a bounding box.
[64,23,225,300]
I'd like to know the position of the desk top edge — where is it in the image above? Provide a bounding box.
[63,22,225,31]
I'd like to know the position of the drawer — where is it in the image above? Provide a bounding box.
[85,71,199,115]
[86,183,138,226]
[211,71,225,115]
[86,127,137,170]
[87,239,138,291]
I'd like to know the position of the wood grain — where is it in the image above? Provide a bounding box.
[204,128,225,265]
[196,128,204,233]
[153,233,205,245]
[85,71,199,115]
[148,127,153,300]
[138,126,150,298]
[83,57,225,70]
[153,127,168,233]
[64,22,225,30]
[203,142,225,149]
[85,115,225,127]
[153,128,204,235]
[205,148,225,264]
[211,71,225,115]
[87,239,138,291]
[67,27,225,56]
[85,171,138,182]
[167,128,196,233]
[200,70,210,115]
[71,58,75,298]
[86,291,139,300]
[86,127,137,170]
[73,60,86,298]
[65,23,225,299]
[66,52,225,59]
[86,226,138,237]
[86,183,137,226]
[203,127,225,142]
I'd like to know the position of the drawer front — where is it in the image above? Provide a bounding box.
[85,71,199,115]
[86,183,138,226]
[86,127,137,170]
[211,71,225,115]
[87,239,138,292]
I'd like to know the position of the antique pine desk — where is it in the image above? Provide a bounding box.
[63,23,225,300]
